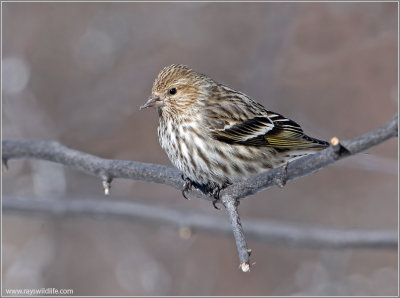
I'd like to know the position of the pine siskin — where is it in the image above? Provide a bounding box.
[140,64,328,206]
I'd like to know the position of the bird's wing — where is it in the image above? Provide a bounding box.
[208,109,312,148]
[203,96,324,149]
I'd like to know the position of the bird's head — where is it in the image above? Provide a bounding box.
[140,64,215,114]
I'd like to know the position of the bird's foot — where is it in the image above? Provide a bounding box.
[181,175,193,200]
[211,186,239,210]
[181,178,229,210]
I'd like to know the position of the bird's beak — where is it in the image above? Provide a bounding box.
[140,95,164,110]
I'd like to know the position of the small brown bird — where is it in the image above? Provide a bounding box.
[140,64,328,207]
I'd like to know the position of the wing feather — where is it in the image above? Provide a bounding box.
[211,116,274,146]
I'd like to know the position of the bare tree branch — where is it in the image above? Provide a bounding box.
[2,139,186,195]
[2,114,398,202]
[2,114,398,271]
[3,196,396,250]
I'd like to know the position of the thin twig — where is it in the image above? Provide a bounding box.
[220,195,251,272]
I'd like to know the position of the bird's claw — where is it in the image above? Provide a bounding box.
[212,199,221,210]
[182,175,192,200]
[211,187,222,210]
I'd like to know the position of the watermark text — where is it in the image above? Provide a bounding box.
[5,287,73,296]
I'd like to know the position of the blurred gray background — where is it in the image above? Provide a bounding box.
[2,2,398,296]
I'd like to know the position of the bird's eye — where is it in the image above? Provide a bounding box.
[169,88,177,95]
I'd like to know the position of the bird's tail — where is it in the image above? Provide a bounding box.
[301,134,330,150]
[272,135,329,162]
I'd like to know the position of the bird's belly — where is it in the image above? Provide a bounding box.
[158,121,279,187]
